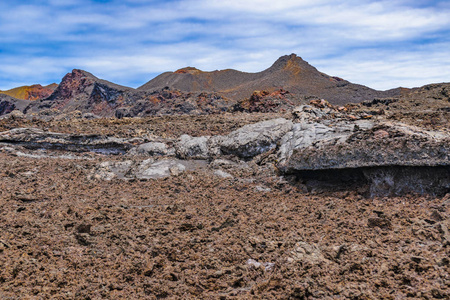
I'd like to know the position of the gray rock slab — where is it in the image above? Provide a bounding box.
[278,120,449,172]
[220,118,293,158]
[0,128,132,154]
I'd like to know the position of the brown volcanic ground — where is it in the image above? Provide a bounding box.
[0,95,449,298]
[139,54,403,105]
[1,152,449,299]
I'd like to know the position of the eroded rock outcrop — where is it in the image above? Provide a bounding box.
[277,104,450,196]
[278,119,449,171]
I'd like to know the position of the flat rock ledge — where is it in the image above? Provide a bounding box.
[0,128,131,154]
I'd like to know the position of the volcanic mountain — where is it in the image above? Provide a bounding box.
[25,69,232,118]
[138,54,403,105]
[26,69,135,117]
[1,54,435,118]
[0,83,57,101]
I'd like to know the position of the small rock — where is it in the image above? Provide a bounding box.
[136,159,186,180]
[76,224,91,234]
[368,217,391,229]
[430,210,444,222]
[8,110,25,119]
[373,129,389,139]
[255,185,271,193]
[213,169,233,179]
[246,259,275,271]
[289,242,330,265]
[246,258,261,269]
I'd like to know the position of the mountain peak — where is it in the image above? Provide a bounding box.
[70,69,97,79]
[174,67,203,75]
[268,53,311,71]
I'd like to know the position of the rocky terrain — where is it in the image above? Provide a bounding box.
[0,90,449,298]
[0,55,449,298]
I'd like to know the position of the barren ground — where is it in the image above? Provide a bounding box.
[0,113,450,299]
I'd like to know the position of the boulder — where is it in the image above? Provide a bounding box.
[89,161,133,181]
[220,118,293,158]
[207,135,225,157]
[176,135,210,159]
[134,159,186,180]
[130,142,172,156]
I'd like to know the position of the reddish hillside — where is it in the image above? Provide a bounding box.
[0,83,57,100]
[26,69,233,118]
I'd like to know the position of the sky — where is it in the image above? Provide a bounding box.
[1,0,450,91]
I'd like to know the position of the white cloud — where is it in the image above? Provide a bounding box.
[0,0,450,91]
[313,45,450,89]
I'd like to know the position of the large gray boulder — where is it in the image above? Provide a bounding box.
[220,118,293,158]
[175,134,210,159]
[278,119,374,168]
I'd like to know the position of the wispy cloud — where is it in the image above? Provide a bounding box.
[0,0,449,90]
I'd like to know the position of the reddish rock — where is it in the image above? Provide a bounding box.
[0,83,57,101]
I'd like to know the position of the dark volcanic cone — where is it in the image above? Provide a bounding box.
[27,69,135,117]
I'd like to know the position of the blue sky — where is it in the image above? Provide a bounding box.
[1,0,450,90]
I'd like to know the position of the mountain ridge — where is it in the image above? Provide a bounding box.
[138,54,403,104]
[2,54,449,118]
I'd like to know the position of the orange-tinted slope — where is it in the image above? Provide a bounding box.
[0,83,58,100]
